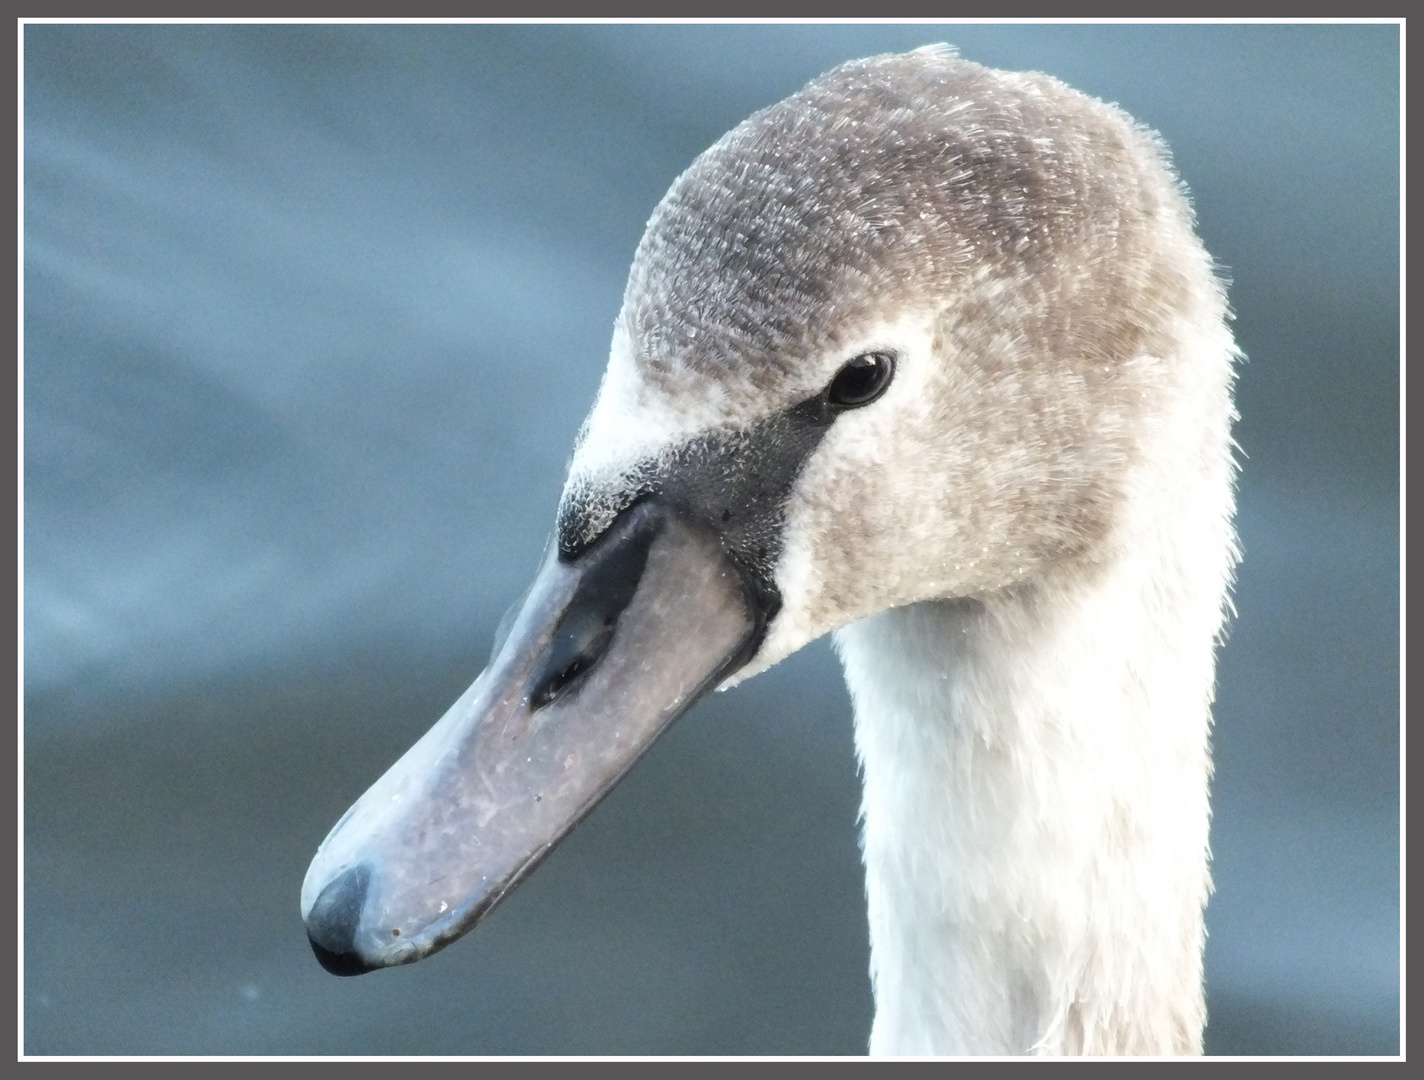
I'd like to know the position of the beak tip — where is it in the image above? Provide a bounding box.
[305,862,379,977]
[307,933,381,977]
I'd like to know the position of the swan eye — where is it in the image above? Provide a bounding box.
[827,352,894,408]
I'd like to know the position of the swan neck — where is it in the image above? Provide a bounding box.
[836,532,1228,1054]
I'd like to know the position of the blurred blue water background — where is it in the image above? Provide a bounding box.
[23,24,1399,1055]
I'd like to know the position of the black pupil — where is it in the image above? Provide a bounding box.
[828,353,892,407]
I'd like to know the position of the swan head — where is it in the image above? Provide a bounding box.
[301,46,1225,975]
[565,44,1220,677]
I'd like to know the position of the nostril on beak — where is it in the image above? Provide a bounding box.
[306,863,378,976]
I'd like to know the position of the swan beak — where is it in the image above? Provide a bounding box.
[300,501,762,975]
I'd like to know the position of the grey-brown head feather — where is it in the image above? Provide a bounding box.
[621,46,1186,402]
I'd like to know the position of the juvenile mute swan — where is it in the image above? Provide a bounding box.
[302,47,1239,1056]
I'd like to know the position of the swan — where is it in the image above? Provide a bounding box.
[301,46,1239,1056]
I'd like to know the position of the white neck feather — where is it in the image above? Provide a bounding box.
[834,337,1237,1056]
